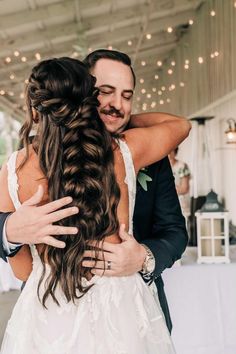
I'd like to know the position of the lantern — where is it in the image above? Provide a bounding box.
[195,190,230,264]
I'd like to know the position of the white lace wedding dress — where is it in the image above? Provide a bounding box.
[1,140,175,354]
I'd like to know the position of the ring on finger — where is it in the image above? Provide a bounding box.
[107,260,112,270]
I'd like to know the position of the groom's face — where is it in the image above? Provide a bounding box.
[91,58,134,134]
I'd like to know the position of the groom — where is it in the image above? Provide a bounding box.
[0,49,188,332]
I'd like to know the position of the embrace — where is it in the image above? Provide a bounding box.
[0,49,191,354]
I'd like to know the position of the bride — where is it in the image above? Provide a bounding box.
[0,57,190,354]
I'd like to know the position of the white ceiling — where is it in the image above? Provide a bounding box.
[0,0,206,120]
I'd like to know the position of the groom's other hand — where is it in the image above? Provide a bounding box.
[82,224,146,276]
[6,185,79,248]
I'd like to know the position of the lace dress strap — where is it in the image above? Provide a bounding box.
[6,151,21,210]
[117,139,136,234]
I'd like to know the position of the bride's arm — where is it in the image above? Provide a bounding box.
[0,163,33,281]
[124,111,191,172]
[129,111,189,129]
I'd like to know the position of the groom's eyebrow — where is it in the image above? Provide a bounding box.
[98,84,114,89]
[98,84,134,94]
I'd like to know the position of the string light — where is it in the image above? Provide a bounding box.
[154,74,159,80]
[185,59,190,64]
[35,53,41,60]
[180,82,185,87]
[108,45,113,50]
[151,101,156,108]
[147,93,151,99]
[0,90,5,95]
[210,10,216,16]
[20,93,25,99]
[234,1,236,8]
[10,74,15,80]
[136,97,140,101]
[161,86,166,91]
[152,87,157,92]
[210,53,215,58]
[159,99,164,105]
[184,64,189,69]
[141,60,146,66]
[14,51,20,57]
[5,57,11,63]
[141,88,146,94]
[157,60,162,67]
[169,84,175,91]
[139,78,144,84]
[166,98,171,103]
[198,56,204,64]
[24,79,29,84]
[72,52,79,58]
[21,56,27,62]
[146,33,152,40]
[167,27,173,33]
[168,69,173,75]
[158,90,162,96]
[8,91,14,96]
[142,103,147,111]
[127,40,132,46]
[214,51,219,57]
[189,19,194,25]
[171,61,176,66]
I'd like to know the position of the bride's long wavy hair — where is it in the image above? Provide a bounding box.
[20,57,120,307]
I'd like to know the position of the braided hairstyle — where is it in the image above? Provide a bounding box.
[20,57,120,307]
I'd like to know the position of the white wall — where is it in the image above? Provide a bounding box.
[178,91,236,224]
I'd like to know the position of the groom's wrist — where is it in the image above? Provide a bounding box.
[140,244,155,275]
[4,214,23,252]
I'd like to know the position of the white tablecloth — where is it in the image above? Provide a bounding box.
[0,259,22,292]
[163,246,236,354]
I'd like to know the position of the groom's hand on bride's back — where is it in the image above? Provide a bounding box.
[6,185,79,248]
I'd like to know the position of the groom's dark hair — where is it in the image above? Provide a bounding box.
[83,49,136,87]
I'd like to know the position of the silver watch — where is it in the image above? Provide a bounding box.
[140,244,155,274]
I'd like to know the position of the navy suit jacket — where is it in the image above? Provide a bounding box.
[133,156,188,331]
[0,157,188,332]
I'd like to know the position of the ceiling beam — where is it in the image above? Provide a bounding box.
[0,8,194,58]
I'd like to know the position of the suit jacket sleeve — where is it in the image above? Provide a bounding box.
[141,157,188,278]
[0,212,21,262]
[0,212,12,261]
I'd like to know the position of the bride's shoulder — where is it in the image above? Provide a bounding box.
[17,144,35,158]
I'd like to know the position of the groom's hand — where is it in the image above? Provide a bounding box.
[82,224,147,276]
[6,185,79,248]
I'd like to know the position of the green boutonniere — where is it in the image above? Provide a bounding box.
[137,168,152,191]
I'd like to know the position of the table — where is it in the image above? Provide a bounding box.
[163,246,236,354]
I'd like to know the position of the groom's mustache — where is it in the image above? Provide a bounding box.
[100,107,124,119]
